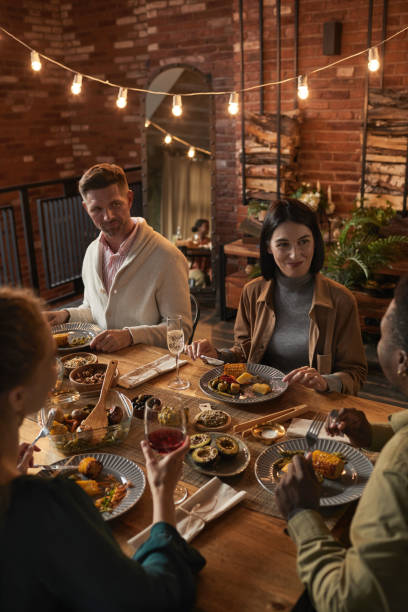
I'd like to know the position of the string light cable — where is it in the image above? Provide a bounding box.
[146,119,211,157]
[1,23,407,99]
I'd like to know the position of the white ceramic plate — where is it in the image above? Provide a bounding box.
[52,322,101,352]
[41,452,145,520]
[185,432,250,477]
[199,363,287,405]
[255,438,373,506]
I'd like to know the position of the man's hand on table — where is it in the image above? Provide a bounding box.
[276,454,321,521]
[326,408,372,448]
[44,309,69,326]
[90,329,133,352]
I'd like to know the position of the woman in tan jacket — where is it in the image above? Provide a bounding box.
[187,199,367,394]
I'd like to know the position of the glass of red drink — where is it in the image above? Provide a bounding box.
[144,394,188,504]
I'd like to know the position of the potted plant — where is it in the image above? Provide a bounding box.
[324,204,408,291]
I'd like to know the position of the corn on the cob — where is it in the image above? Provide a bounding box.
[312,450,345,480]
[78,457,103,479]
[223,363,246,378]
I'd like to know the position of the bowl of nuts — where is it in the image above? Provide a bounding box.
[69,362,119,392]
[60,352,98,376]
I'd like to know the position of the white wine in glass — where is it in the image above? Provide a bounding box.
[167,315,190,390]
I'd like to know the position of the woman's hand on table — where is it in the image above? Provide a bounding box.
[141,437,190,526]
[326,408,372,448]
[283,366,328,392]
[90,329,132,352]
[186,338,218,361]
[17,443,40,474]
[275,454,321,521]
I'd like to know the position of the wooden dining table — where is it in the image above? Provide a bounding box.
[20,345,399,612]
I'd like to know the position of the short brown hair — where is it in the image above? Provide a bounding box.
[0,287,49,394]
[78,163,129,198]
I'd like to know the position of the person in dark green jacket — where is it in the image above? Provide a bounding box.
[0,286,205,611]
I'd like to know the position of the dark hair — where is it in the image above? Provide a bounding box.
[191,219,209,232]
[78,163,129,198]
[259,199,325,280]
[0,287,48,394]
[391,275,408,353]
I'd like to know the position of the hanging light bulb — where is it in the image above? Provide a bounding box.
[144,119,150,128]
[116,87,128,108]
[71,73,82,95]
[31,50,42,72]
[297,75,309,100]
[164,133,172,144]
[187,146,195,159]
[172,95,183,117]
[368,47,380,72]
[228,92,239,115]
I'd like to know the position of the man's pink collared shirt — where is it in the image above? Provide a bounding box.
[100,221,139,294]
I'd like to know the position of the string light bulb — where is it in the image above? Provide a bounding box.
[187,146,195,159]
[172,95,183,117]
[71,73,82,95]
[144,119,150,127]
[31,50,42,72]
[228,92,239,115]
[116,87,128,108]
[297,75,309,100]
[164,133,172,144]
[368,47,380,72]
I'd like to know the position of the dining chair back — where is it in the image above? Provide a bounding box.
[189,293,200,344]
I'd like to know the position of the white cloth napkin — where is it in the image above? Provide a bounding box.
[127,477,246,550]
[287,418,351,444]
[118,355,188,389]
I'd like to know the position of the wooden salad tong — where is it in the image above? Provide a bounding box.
[80,359,118,442]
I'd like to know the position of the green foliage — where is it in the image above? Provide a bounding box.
[247,200,269,218]
[247,263,261,279]
[324,205,408,289]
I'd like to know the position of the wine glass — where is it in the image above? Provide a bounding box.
[144,394,188,504]
[48,357,79,405]
[167,315,190,390]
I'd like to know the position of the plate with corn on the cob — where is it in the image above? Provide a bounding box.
[255,437,373,506]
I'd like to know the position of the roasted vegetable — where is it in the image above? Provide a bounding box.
[191,445,218,465]
[108,405,123,425]
[75,479,101,495]
[223,363,246,378]
[78,457,103,479]
[251,383,272,395]
[215,435,239,458]
[236,372,255,385]
[190,433,212,449]
[312,450,345,480]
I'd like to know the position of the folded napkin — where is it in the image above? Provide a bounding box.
[128,477,246,551]
[287,418,351,445]
[118,355,188,389]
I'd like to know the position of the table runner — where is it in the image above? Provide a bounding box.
[113,385,350,523]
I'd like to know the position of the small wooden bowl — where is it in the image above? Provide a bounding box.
[193,409,231,432]
[69,362,119,392]
[60,352,98,376]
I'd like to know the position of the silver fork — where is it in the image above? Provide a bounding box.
[305,413,326,449]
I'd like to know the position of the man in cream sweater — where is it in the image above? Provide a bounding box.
[46,163,192,352]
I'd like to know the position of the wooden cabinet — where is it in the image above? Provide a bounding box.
[219,240,259,318]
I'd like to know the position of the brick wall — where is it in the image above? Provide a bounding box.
[1,0,408,298]
[237,0,408,217]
